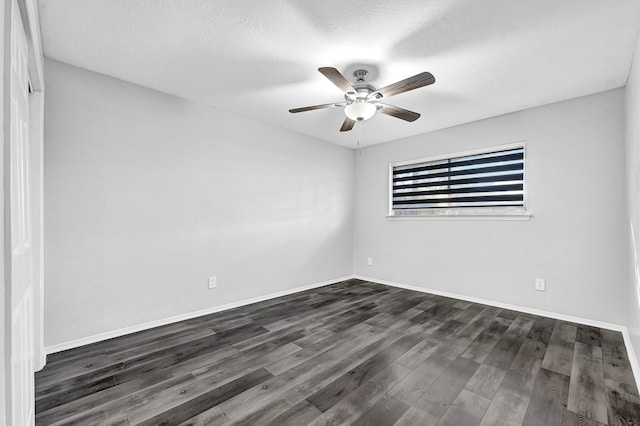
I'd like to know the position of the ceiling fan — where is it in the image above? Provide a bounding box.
[289,67,435,132]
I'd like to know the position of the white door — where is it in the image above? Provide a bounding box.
[9,0,35,423]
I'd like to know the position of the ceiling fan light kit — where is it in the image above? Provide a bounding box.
[344,100,377,121]
[289,67,435,132]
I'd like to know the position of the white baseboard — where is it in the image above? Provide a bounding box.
[44,275,353,356]
[35,352,46,372]
[622,329,640,392]
[355,274,640,388]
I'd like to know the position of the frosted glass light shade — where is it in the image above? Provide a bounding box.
[344,101,376,121]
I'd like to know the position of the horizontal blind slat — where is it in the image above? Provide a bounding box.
[393,183,523,198]
[394,202,524,209]
[393,194,523,205]
[393,162,523,183]
[393,151,524,176]
[393,173,524,190]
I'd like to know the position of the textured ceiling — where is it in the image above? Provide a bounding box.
[38,0,640,148]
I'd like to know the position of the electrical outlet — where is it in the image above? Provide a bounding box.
[535,278,545,291]
[367,257,373,266]
[208,276,217,289]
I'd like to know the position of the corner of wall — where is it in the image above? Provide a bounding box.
[623,22,640,395]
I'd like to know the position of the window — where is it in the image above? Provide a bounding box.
[389,143,526,217]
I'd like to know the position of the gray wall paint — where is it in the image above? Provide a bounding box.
[353,89,627,325]
[1,0,7,420]
[43,59,355,347]
[625,34,640,370]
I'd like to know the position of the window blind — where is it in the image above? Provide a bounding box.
[391,146,525,214]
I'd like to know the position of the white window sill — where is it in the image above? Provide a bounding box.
[387,212,532,221]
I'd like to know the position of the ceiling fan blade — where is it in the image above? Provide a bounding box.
[379,104,421,122]
[318,67,357,95]
[369,72,435,100]
[340,117,356,132]
[289,102,346,113]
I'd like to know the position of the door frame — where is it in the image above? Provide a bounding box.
[1,0,44,423]
[16,0,44,373]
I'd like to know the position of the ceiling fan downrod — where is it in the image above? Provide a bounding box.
[353,69,368,83]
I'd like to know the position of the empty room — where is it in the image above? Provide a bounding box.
[3,0,640,425]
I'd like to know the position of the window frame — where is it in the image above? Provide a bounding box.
[387,142,530,220]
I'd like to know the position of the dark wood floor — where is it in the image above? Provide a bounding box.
[35,279,640,425]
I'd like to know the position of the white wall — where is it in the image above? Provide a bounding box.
[625,34,640,370]
[1,0,8,421]
[354,89,627,325]
[43,59,354,348]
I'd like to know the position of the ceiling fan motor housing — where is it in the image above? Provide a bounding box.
[345,84,376,101]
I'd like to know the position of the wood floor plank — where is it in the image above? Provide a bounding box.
[393,406,433,426]
[601,329,639,395]
[460,316,512,363]
[412,356,480,422]
[412,299,436,311]
[305,332,420,412]
[479,357,542,425]
[395,332,446,370]
[576,324,602,347]
[453,303,485,322]
[38,322,267,402]
[231,324,304,351]
[541,321,577,376]
[604,382,640,425]
[35,374,117,414]
[36,325,254,395]
[226,398,291,426]
[132,368,274,426]
[279,324,421,407]
[438,388,491,426]
[57,344,295,426]
[351,395,409,426]
[263,322,372,376]
[497,308,520,320]
[177,406,229,426]
[483,315,535,371]
[191,332,304,379]
[44,319,203,367]
[47,410,129,426]
[464,364,507,400]
[514,316,554,362]
[566,410,607,425]
[522,367,570,426]
[307,362,411,426]
[388,352,451,404]
[267,400,323,426]
[191,342,302,390]
[218,321,410,419]
[34,279,640,425]
[408,299,461,324]
[36,371,191,425]
[455,306,500,340]
[567,342,608,424]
